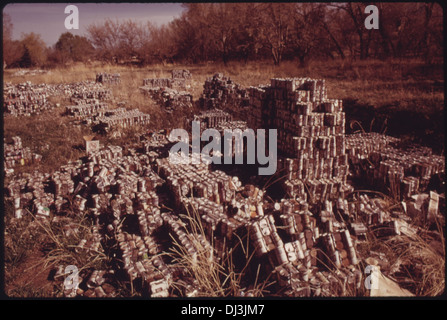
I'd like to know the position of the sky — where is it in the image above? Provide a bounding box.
[3,3,186,46]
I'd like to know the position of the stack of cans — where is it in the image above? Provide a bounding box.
[346,132,445,199]
[96,72,121,84]
[4,136,42,169]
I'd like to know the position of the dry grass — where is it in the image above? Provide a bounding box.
[354,193,445,297]
[384,221,445,296]
[166,206,273,297]
[3,108,89,176]
[4,201,44,270]
[4,202,111,297]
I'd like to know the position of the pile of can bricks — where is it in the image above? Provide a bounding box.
[262,199,363,296]
[139,70,193,112]
[65,102,110,121]
[7,74,443,297]
[200,73,250,118]
[96,72,121,84]
[67,269,118,298]
[141,131,173,162]
[169,68,191,90]
[215,120,248,134]
[171,69,192,81]
[64,102,150,130]
[263,78,351,204]
[141,79,193,112]
[4,136,42,171]
[192,108,233,131]
[5,132,421,297]
[404,191,444,225]
[3,82,52,116]
[81,146,173,297]
[95,108,151,130]
[190,109,249,157]
[154,154,366,296]
[215,120,250,158]
[69,81,112,103]
[157,157,264,223]
[103,150,177,295]
[345,132,445,199]
[155,88,193,113]
[193,75,386,295]
[5,170,51,219]
[156,157,236,207]
[48,81,111,100]
[142,78,172,88]
[141,69,192,91]
[199,75,352,204]
[3,80,113,116]
[5,144,175,297]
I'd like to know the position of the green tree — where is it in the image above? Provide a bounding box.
[19,46,32,68]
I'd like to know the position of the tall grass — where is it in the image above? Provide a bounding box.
[3,107,88,175]
[166,205,272,297]
[4,204,110,297]
[384,221,445,296]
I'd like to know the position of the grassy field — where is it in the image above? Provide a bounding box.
[3,58,445,297]
[4,57,444,150]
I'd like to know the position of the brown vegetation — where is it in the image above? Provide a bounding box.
[3,3,443,68]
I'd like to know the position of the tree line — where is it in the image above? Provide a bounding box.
[3,3,443,68]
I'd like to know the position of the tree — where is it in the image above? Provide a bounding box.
[87,18,150,64]
[118,19,148,62]
[320,6,346,60]
[169,13,199,63]
[55,32,94,64]
[180,3,217,63]
[258,3,295,65]
[18,46,32,68]
[289,3,329,66]
[330,3,373,60]
[143,22,176,65]
[87,19,122,63]
[19,32,47,67]
[81,3,443,66]
[207,3,238,65]
[55,32,75,64]
[232,3,264,63]
[3,12,24,68]
[71,35,95,62]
